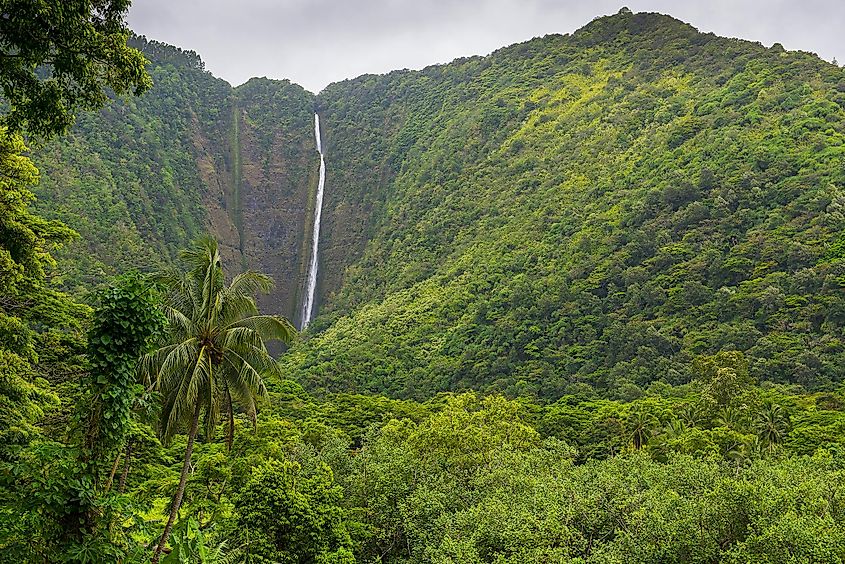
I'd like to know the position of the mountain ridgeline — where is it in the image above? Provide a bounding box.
[35,11,845,399]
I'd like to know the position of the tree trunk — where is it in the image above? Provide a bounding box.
[104,450,121,492]
[152,402,201,564]
[225,386,234,452]
[118,440,133,493]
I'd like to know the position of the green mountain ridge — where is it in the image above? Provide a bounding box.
[286,10,845,399]
[32,11,845,400]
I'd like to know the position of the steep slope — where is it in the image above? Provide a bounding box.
[32,39,225,292]
[285,11,845,399]
[31,38,317,320]
[231,78,316,318]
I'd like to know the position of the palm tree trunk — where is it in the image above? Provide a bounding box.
[118,440,133,493]
[152,402,201,564]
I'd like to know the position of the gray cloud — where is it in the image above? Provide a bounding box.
[127,0,845,93]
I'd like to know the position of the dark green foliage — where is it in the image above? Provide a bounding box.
[236,460,354,563]
[0,7,157,557]
[83,272,164,471]
[0,275,163,561]
[0,0,151,139]
[32,38,235,292]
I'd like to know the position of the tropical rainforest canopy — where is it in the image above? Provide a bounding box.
[2,3,845,563]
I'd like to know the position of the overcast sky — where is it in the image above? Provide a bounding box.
[127,0,845,93]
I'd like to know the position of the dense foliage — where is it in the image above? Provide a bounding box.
[30,38,317,308]
[31,38,234,294]
[6,6,845,563]
[0,0,150,139]
[288,10,845,400]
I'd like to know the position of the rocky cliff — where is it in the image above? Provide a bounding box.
[33,39,318,322]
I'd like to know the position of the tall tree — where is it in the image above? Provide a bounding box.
[626,408,657,450]
[140,236,296,563]
[0,0,151,139]
[0,0,151,436]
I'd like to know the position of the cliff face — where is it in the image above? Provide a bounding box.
[33,40,318,321]
[234,79,317,321]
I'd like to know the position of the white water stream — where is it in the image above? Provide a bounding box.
[301,113,325,328]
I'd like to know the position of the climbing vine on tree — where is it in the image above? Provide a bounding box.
[82,272,165,476]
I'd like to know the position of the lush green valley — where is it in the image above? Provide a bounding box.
[3,3,845,562]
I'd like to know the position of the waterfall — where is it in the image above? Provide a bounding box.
[301,113,326,329]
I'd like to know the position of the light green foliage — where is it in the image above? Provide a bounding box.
[0,347,59,458]
[344,393,558,560]
[286,11,845,400]
[334,392,845,563]
[161,518,239,564]
[695,350,753,408]
[0,129,87,459]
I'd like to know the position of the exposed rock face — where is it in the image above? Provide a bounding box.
[32,41,321,324]
[195,79,317,321]
[235,80,316,321]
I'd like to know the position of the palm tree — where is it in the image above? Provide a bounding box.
[663,416,687,441]
[715,405,749,432]
[754,402,790,453]
[626,408,657,450]
[140,236,296,563]
[677,403,702,428]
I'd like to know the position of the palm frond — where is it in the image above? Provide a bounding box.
[162,346,211,444]
[204,361,221,439]
[227,315,297,345]
[224,373,258,426]
[222,326,267,353]
[153,339,200,393]
[137,342,180,388]
[153,267,197,315]
[146,236,294,450]
[228,271,274,298]
[162,304,195,337]
[218,293,260,328]
[222,349,269,402]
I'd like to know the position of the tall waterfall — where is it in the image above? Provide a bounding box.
[301,113,326,328]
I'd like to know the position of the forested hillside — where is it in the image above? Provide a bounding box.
[288,10,845,399]
[28,12,845,400]
[31,38,317,319]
